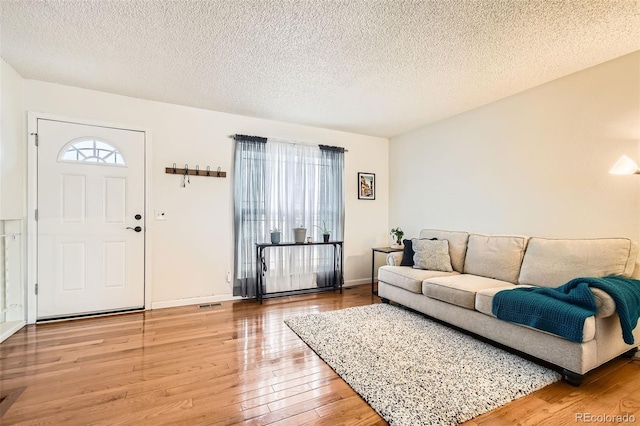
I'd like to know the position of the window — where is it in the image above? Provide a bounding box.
[233,136,345,298]
[59,138,125,165]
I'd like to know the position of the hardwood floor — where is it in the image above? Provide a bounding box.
[1,284,639,425]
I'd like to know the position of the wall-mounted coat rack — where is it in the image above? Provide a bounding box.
[165,163,226,178]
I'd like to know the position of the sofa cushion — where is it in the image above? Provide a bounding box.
[518,237,639,288]
[474,287,596,342]
[474,286,614,318]
[423,274,515,310]
[378,266,458,294]
[475,286,532,317]
[412,239,453,272]
[400,239,415,266]
[402,237,439,266]
[419,229,469,272]
[463,234,528,284]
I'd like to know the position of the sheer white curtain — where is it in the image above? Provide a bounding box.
[233,136,344,297]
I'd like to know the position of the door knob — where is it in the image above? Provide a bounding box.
[126,226,142,232]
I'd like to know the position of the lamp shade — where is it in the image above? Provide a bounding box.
[609,155,639,175]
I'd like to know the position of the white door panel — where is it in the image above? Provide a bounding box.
[104,177,127,223]
[37,119,145,319]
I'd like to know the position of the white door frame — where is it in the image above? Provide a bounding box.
[27,112,153,324]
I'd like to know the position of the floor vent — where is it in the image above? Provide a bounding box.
[198,303,222,309]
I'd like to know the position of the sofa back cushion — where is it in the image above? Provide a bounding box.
[419,229,469,272]
[463,234,528,284]
[518,237,638,288]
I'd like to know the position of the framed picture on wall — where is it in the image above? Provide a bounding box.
[358,172,375,200]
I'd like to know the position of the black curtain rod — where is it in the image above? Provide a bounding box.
[230,134,348,152]
[318,144,345,153]
[231,134,267,143]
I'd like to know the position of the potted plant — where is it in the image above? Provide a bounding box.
[293,225,307,244]
[315,221,331,242]
[270,228,281,244]
[390,227,404,248]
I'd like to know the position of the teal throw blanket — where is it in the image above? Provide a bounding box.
[492,276,640,344]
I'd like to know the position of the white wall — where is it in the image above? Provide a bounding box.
[1,59,25,219]
[21,79,389,306]
[390,52,640,241]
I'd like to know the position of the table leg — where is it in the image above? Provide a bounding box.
[338,244,344,294]
[371,249,376,295]
[257,246,265,304]
[334,243,341,294]
[256,246,261,304]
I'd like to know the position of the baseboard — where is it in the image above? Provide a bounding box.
[151,294,243,310]
[151,280,371,310]
[0,321,26,344]
[344,278,371,287]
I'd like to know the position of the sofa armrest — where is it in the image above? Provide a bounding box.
[591,287,616,318]
[387,252,404,266]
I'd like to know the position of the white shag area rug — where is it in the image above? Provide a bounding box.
[285,304,561,426]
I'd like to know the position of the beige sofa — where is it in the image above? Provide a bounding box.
[378,229,639,385]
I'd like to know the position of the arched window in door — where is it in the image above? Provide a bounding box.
[59,137,126,166]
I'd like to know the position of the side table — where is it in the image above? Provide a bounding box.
[371,246,403,295]
[256,241,344,303]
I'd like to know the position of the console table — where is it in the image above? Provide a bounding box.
[371,246,403,295]
[255,241,344,303]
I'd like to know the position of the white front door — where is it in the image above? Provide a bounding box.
[37,119,145,320]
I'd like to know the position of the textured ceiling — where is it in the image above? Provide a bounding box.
[1,1,639,138]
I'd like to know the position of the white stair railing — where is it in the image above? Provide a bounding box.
[0,220,24,342]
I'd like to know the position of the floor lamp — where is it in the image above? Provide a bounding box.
[610,155,640,175]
